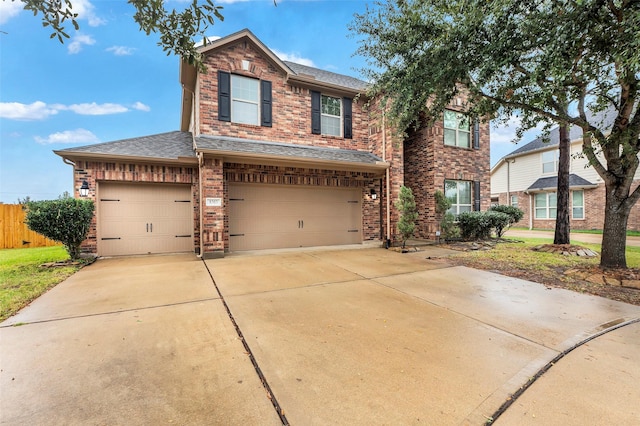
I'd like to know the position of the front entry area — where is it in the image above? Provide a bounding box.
[228,184,362,251]
[98,182,193,256]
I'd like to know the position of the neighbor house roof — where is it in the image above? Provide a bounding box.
[491,108,617,173]
[194,135,388,173]
[526,174,598,192]
[54,131,197,164]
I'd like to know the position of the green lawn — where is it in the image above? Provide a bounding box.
[0,246,82,322]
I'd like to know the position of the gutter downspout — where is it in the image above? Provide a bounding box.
[197,151,204,258]
[382,109,391,247]
[62,157,76,196]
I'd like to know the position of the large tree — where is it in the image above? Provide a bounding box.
[9,0,225,71]
[351,0,640,268]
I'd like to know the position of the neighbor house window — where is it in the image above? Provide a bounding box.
[542,150,559,174]
[510,195,518,207]
[444,109,470,148]
[231,74,260,125]
[311,91,353,138]
[572,190,584,219]
[445,180,472,215]
[321,95,341,137]
[535,192,557,219]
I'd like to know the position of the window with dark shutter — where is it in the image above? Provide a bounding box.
[343,97,352,139]
[261,80,272,127]
[311,91,321,134]
[474,181,481,211]
[473,120,480,149]
[218,71,231,122]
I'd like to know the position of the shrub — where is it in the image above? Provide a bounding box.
[395,185,418,248]
[458,210,510,240]
[440,212,460,239]
[489,205,525,237]
[24,198,94,260]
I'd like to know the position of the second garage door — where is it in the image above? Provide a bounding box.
[98,183,193,256]
[228,184,362,251]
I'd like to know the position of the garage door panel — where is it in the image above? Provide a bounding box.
[229,184,362,251]
[98,183,192,256]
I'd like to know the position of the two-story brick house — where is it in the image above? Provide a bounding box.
[55,29,490,258]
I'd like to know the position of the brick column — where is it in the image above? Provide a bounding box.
[200,157,225,258]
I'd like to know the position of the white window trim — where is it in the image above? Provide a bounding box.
[572,190,585,220]
[445,180,472,216]
[541,150,559,175]
[444,109,471,148]
[231,74,260,125]
[320,94,343,137]
[534,192,557,219]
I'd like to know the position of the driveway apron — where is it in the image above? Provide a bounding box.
[208,247,640,425]
[0,254,281,426]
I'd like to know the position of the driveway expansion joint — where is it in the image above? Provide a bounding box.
[486,316,640,424]
[201,259,289,425]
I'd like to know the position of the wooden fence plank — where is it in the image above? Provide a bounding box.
[0,204,60,249]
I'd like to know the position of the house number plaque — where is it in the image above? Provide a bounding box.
[206,198,222,207]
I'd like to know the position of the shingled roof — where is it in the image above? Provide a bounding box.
[54,131,196,162]
[526,174,597,192]
[194,135,386,171]
[284,61,369,92]
[504,108,617,159]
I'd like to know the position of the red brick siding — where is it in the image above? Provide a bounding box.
[404,107,491,240]
[198,41,369,151]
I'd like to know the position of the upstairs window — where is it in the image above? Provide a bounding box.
[311,91,352,139]
[218,71,272,127]
[542,150,559,174]
[321,95,342,137]
[444,110,470,148]
[231,75,259,125]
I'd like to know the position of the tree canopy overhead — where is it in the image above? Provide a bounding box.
[351,0,640,268]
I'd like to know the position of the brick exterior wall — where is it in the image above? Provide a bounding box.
[404,102,491,240]
[495,181,640,231]
[72,160,198,254]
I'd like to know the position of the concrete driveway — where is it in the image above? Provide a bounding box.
[2,247,639,425]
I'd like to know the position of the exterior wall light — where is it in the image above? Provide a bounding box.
[370,189,377,200]
[79,180,90,197]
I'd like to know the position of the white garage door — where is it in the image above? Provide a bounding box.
[229,184,362,251]
[98,183,193,256]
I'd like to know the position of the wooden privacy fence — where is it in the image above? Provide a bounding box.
[0,204,60,249]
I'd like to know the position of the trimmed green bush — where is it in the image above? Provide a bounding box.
[24,198,94,260]
[458,210,510,240]
[489,205,525,237]
[395,185,418,248]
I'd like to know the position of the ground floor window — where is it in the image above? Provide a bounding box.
[510,195,518,208]
[572,190,584,219]
[445,180,472,215]
[535,192,557,219]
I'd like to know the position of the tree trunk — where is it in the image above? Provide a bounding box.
[600,185,630,268]
[554,123,571,245]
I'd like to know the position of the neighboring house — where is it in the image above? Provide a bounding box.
[491,110,640,231]
[55,29,490,258]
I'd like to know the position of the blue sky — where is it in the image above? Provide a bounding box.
[0,0,536,203]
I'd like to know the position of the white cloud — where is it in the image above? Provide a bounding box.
[272,49,315,67]
[35,128,100,145]
[131,102,151,112]
[65,102,128,115]
[106,45,135,56]
[0,1,23,25]
[0,101,60,120]
[71,0,105,27]
[68,33,96,54]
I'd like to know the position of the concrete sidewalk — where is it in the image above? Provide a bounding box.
[2,248,639,425]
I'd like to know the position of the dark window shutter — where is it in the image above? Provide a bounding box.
[473,119,480,149]
[311,90,321,134]
[261,80,272,127]
[343,97,353,139]
[474,180,481,211]
[218,71,231,122]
